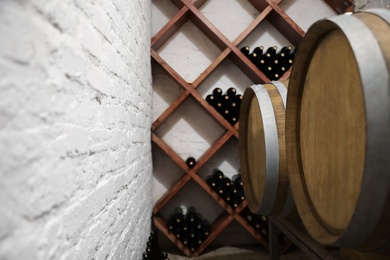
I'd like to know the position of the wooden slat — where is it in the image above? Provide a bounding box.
[280,239,293,254]
[232,5,276,46]
[153,174,191,213]
[192,48,231,87]
[152,49,230,132]
[151,7,189,51]
[151,50,239,137]
[265,0,305,46]
[234,212,270,249]
[186,10,230,51]
[195,213,234,256]
[183,1,268,83]
[152,133,190,173]
[151,88,190,132]
[248,0,304,47]
[192,131,234,172]
[154,215,193,257]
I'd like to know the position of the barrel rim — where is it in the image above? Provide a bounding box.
[239,81,293,216]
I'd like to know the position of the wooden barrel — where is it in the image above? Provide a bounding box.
[239,80,294,217]
[286,9,390,251]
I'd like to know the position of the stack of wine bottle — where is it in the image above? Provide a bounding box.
[142,228,169,260]
[240,208,269,238]
[240,209,290,244]
[206,169,245,208]
[166,207,211,252]
[206,87,242,125]
[240,45,295,81]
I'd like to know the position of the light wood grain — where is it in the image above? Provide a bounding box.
[300,29,365,233]
[286,10,390,250]
[239,81,292,216]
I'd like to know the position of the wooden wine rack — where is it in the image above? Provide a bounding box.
[151,0,342,257]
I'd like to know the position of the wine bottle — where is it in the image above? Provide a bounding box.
[256,56,267,72]
[213,100,224,113]
[266,46,278,56]
[220,107,230,120]
[233,95,242,111]
[242,210,254,224]
[229,194,239,208]
[206,175,218,189]
[226,87,237,97]
[180,231,190,246]
[248,52,259,64]
[213,179,225,195]
[150,228,162,260]
[276,66,287,78]
[252,218,262,230]
[186,206,197,223]
[228,115,238,126]
[221,176,231,188]
[236,188,245,202]
[212,169,224,180]
[240,46,250,57]
[206,94,217,106]
[232,174,243,187]
[170,207,185,231]
[252,46,264,57]
[201,219,210,238]
[185,157,196,169]
[160,252,169,260]
[187,239,199,252]
[142,252,150,260]
[213,87,223,97]
[279,46,292,56]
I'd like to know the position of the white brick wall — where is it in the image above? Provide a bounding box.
[0,0,152,259]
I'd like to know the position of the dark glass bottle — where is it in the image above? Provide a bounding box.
[142,252,150,260]
[212,169,224,180]
[187,239,199,252]
[243,210,254,224]
[206,175,218,189]
[248,52,259,64]
[279,46,292,56]
[234,95,243,109]
[213,100,224,113]
[186,206,197,223]
[266,46,278,56]
[252,46,264,57]
[229,194,239,208]
[201,219,210,238]
[226,87,237,97]
[232,174,243,187]
[228,115,238,126]
[161,252,169,260]
[213,87,223,98]
[185,157,196,169]
[206,94,217,106]
[240,46,250,57]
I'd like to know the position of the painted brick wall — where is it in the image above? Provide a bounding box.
[0,0,152,259]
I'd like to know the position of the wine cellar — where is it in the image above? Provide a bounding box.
[151,0,390,259]
[1,0,390,260]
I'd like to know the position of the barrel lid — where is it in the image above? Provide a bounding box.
[286,9,390,247]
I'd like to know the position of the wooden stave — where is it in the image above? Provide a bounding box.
[239,81,294,217]
[285,9,390,249]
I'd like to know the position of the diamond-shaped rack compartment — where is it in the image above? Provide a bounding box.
[151,0,341,257]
